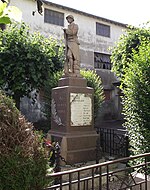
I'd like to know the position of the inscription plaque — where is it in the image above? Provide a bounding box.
[70,93,92,126]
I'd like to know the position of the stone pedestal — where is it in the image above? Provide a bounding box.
[49,77,98,164]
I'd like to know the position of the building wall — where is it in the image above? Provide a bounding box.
[10,0,126,125]
[10,0,126,68]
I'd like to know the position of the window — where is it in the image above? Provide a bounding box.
[44,9,64,26]
[96,22,110,37]
[94,52,112,70]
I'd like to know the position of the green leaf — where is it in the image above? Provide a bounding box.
[0,15,11,24]
[0,1,7,17]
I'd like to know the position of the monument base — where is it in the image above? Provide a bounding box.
[49,76,99,164]
[49,130,98,164]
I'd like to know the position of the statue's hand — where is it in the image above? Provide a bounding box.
[62,27,67,31]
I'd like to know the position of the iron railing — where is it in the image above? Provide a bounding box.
[96,127,129,159]
[44,152,150,190]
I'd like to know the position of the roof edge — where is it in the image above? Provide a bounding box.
[43,0,128,28]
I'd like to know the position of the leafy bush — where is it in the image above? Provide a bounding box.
[123,42,150,155]
[111,25,150,85]
[111,24,150,169]
[0,91,50,190]
[0,22,63,108]
[80,70,104,119]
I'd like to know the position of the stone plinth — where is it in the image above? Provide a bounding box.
[58,77,87,87]
[49,77,98,164]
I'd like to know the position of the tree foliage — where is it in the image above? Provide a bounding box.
[80,70,104,119]
[111,24,150,166]
[0,22,63,108]
[111,25,150,86]
[123,42,150,154]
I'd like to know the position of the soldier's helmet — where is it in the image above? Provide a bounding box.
[66,15,74,21]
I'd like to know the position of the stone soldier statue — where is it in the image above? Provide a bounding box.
[63,15,80,76]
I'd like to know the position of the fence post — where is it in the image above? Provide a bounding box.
[53,142,61,185]
[125,135,129,157]
[96,136,101,164]
[54,142,61,173]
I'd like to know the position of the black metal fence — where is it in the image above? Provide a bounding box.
[44,152,150,190]
[96,127,129,159]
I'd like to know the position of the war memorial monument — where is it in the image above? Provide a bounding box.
[49,15,98,164]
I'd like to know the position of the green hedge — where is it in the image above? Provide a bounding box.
[0,91,50,190]
[80,70,104,119]
[111,25,150,170]
[123,42,150,156]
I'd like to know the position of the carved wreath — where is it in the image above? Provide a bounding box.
[51,99,63,126]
